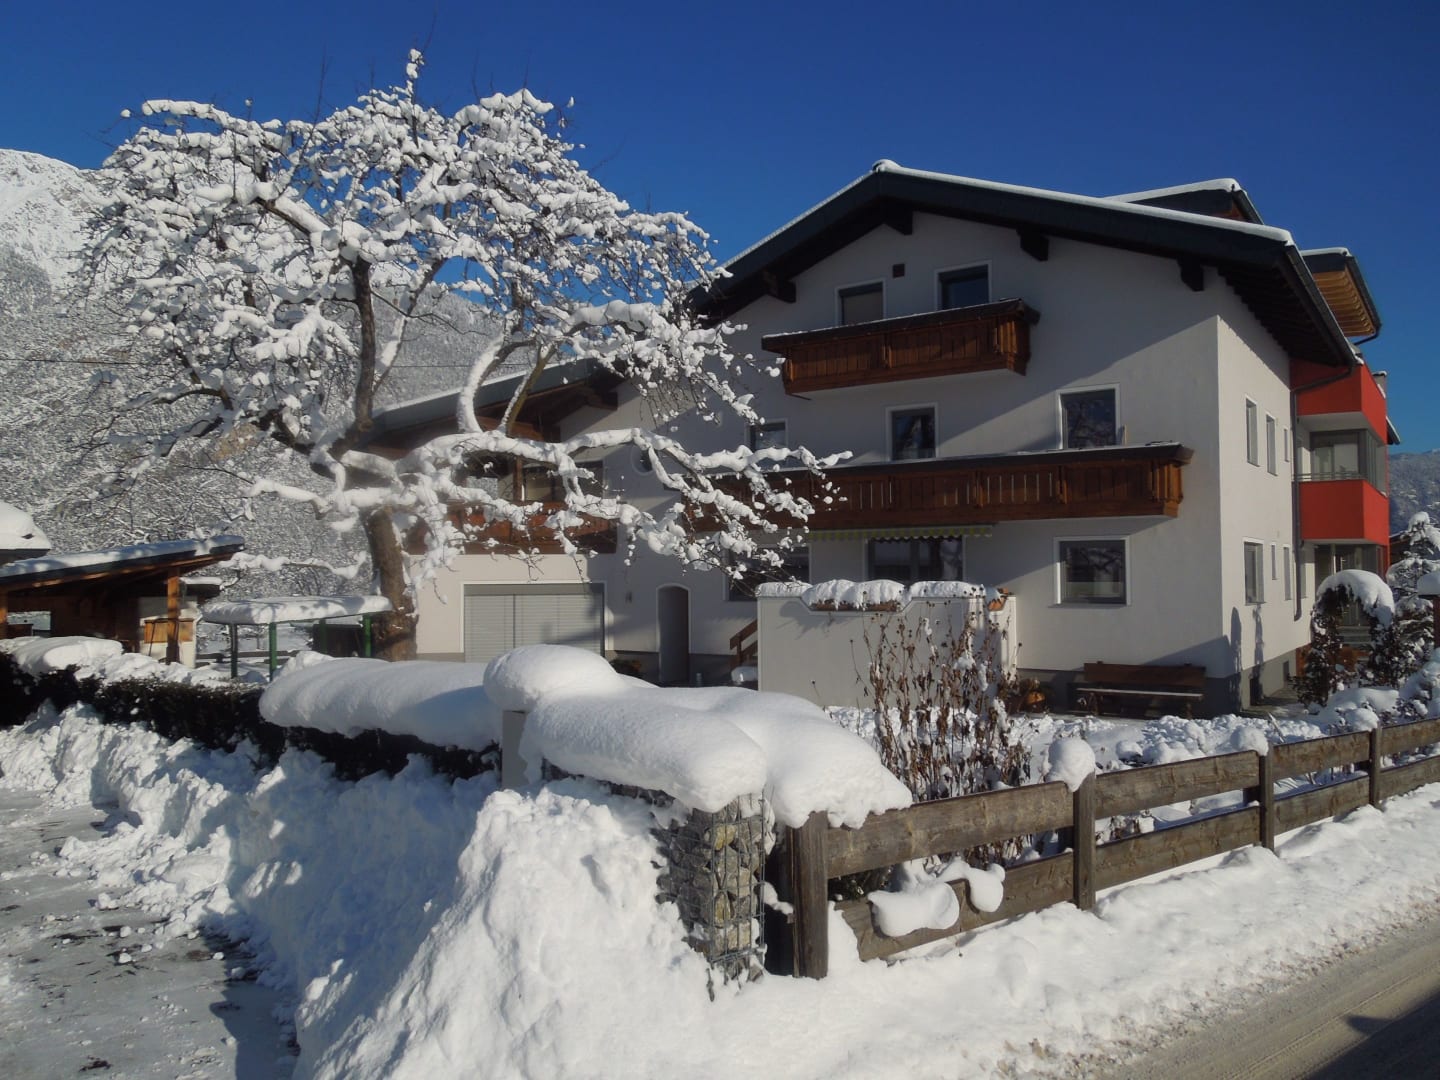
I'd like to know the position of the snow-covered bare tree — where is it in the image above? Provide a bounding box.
[86,53,831,658]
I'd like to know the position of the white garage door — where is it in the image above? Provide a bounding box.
[462,584,605,664]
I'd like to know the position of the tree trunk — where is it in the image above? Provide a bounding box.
[363,507,417,661]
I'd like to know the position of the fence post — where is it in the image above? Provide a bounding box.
[1367,726,1384,809]
[788,814,830,979]
[1250,751,1277,852]
[501,710,529,790]
[1072,774,1096,911]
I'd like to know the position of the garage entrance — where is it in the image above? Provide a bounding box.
[462,583,605,665]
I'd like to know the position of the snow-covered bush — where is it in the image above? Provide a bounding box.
[863,610,1028,860]
[1299,570,1402,704]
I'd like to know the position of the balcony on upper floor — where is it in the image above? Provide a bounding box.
[452,504,618,555]
[1298,476,1390,548]
[762,298,1039,395]
[729,444,1191,531]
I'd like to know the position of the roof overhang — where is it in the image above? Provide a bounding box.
[696,166,1356,368]
[0,536,244,595]
[1301,249,1381,339]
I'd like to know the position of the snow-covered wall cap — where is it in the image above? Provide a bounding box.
[0,501,49,553]
[201,594,393,626]
[1317,569,1395,625]
[756,577,993,610]
[0,535,242,581]
[1417,570,1440,599]
[485,644,910,826]
[0,635,124,675]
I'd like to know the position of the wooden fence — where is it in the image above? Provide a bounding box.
[771,716,1440,978]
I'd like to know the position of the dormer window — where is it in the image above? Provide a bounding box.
[838,282,883,325]
[938,265,989,309]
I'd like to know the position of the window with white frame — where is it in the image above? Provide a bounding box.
[937,265,989,310]
[838,282,883,325]
[1060,388,1118,449]
[747,421,787,452]
[868,537,964,584]
[1244,541,1265,604]
[1283,545,1293,600]
[889,406,936,460]
[1266,415,1277,474]
[1058,539,1127,605]
[1245,400,1259,465]
[1284,427,1291,463]
[1271,542,1278,580]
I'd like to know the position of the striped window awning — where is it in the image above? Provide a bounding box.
[808,524,993,542]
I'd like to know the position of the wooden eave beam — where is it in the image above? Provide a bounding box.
[881,204,913,236]
[761,270,796,304]
[1018,229,1050,261]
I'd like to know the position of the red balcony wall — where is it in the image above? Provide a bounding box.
[1299,478,1391,550]
[1293,362,1388,442]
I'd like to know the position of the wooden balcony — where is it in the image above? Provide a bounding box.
[762,298,1038,395]
[769,444,1191,529]
[454,505,618,555]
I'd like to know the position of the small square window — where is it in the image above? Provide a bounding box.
[1266,415,1277,475]
[1245,400,1259,465]
[1244,541,1265,604]
[1058,539,1127,605]
[938,266,989,310]
[747,421,787,452]
[1060,388,1118,449]
[889,406,936,460]
[839,282,883,325]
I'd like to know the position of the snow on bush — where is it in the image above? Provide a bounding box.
[0,635,124,675]
[260,654,501,751]
[1317,569,1395,626]
[1312,686,1400,730]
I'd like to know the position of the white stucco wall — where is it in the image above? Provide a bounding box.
[415,206,1316,698]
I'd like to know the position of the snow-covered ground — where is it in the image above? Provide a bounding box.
[4,690,1440,1078]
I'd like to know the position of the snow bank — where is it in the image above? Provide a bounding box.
[11,698,1440,1077]
[1318,569,1394,625]
[260,655,501,751]
[1313,685,1399,730]
[0,635,123,675]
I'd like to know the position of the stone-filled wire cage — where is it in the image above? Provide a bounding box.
[655,794,767,988]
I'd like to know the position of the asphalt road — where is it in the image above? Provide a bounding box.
[1102,911,1440,1079]
[0,789,296,1079]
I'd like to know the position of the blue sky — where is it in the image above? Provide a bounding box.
[4,1,1436,449]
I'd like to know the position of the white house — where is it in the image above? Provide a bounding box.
[377,163,1383,714]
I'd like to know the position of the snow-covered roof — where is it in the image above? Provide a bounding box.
[201,595,394,626]
[0,535,243,585]
[0,501,50,554]
[699,161,1355,368]
[1106,178,1244,203]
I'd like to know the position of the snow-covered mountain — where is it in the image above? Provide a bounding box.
[1389,450,1440,532]
[0,149,98,290]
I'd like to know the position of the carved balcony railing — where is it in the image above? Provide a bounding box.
[757,444,1191,529]
[762,298,1038,395]
[453,504,618,555]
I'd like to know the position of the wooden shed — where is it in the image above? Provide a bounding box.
[0,536,244,663]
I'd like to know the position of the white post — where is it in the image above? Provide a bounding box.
[501,710,529,790]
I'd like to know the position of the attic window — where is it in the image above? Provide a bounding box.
[938,265,989,309]
[839,282,883,325]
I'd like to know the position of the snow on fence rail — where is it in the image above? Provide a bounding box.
[774,717,1440,978]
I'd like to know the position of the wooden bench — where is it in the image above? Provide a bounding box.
[1071,662,1207,718]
